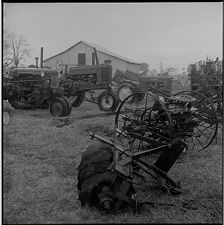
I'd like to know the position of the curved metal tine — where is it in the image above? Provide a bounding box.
[198,123,217,150]
[131,92,156,152]
[114,90,172,155]
[186,117,217,151]
[116,92,143,152]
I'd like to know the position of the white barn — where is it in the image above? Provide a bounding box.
[43,41,141,77]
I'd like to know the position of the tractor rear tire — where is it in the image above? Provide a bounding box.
[97,90,119,112]
[78,143,114,208]
[117,83,138,103]
[49,97,71,117]
[71,93,85,108]
[62,96,72,116]
[77,143,135,211]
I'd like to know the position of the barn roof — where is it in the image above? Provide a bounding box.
[43,41,141,65]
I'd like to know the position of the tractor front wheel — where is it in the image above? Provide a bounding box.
[49,97,71,117]
[97,90,119,112]
[62,96,72,115]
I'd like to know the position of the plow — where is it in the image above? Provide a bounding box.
[77,88,220,212]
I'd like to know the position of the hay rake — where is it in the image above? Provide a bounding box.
[77,89,219,212]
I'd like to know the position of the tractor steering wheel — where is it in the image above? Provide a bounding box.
[55,59,64,71]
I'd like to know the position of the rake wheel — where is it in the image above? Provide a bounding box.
[173,91,218,151]
[114,90,174,153]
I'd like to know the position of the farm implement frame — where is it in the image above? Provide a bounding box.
[77,88,220,212]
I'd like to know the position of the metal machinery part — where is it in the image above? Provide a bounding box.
[55,58,64,72]
[67,93,86,108]
[3,68,72,117]
[114,70,173,103]
[173,91,219,150]
[77,89,219,212]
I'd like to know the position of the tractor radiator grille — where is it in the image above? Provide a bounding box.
[100,66,112,84]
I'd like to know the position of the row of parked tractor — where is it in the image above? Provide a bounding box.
[3,62,173,117]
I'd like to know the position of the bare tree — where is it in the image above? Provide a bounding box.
[4,32,31,67]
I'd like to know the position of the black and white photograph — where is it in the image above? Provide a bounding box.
[2,2,223,224]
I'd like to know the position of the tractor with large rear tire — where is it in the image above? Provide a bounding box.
[3,67,72,117]
[60,63,119,112]
[3,64,119,116]
[113,70,173,103]
[54,47,119,112]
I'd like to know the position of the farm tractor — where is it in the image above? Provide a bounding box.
[60,63,119,112]
[3,56,119,117]
[77,88,220,212]
[113,69,173,102]
[3,67,73,117]
[54,46,119,112]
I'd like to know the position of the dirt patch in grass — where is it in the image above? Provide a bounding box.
[3,100,223,223]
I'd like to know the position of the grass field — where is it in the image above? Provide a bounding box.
[3,98,223,224]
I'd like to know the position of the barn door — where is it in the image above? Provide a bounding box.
[78,53,86,66]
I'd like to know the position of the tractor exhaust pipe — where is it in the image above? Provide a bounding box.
[35,57,39,68]
[40,47,43,68]
[93,47,99,65]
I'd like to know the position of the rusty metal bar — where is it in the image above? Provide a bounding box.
[132,145,168,159]
[89,133,131,157]
[133,158,178,187]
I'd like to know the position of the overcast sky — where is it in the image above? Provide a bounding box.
[3,2,223,70]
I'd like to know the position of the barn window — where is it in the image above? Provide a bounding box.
[104,60,111,64]
[78,53,86,65]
